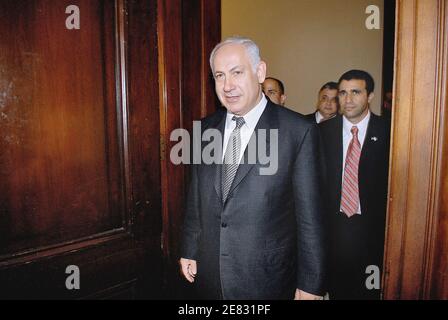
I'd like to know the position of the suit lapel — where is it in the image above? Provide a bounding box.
[359,114,387,218]
[359,114,384,195]
[199,109,226,203]
[360,114,381,170]
[332,116,344,203]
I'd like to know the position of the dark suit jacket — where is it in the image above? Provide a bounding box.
[305,112,317,123]
[319,114,390,299]
[181,101,326,299]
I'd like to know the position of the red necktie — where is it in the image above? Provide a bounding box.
[340,126,361,217]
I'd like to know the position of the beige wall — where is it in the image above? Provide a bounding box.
[222,0,384,115]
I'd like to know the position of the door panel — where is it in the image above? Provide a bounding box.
[0,0,162,299]
[0,0,123,256]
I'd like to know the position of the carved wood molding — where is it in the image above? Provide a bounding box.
[383,0,448,299]
[0,230,130,267]
[157,0,221,263]
[426,0,448,300]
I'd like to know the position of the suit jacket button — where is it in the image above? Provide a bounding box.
[221,223,227,228]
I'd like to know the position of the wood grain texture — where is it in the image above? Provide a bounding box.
[426,0,448,300]
[0,0,163,299]
[157,0,220,298]
[383,0,448,299]
[0,0,123,257]
[158,0,221,263]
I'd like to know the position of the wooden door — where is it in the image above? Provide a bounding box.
[0,0,162,299]
[383,0,448,299]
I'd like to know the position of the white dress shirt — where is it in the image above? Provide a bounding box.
[315,111,325,123]
[315,111,336,123]
[341,111,371,215]
[222,94,268,163]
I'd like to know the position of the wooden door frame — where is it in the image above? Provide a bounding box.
[383,0,448,299]
[157,0,221,296]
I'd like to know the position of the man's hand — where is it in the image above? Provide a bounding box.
[294,289,323,300]
[180,258,197,283]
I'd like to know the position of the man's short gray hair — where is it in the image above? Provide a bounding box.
[209,36,261,74]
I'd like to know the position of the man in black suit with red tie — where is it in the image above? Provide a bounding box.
[319,70,390,299]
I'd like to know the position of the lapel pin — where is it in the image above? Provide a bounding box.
[371,136,378,142]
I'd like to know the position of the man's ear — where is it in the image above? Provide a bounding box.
[280,94,287,105]
[257,61,267,84]
[368,92,374,103]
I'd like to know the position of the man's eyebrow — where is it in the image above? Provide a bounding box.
[213,65,243,75]
[229,65,244,72]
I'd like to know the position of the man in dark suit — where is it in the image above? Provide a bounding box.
[319,70,390,299]
[262,77,287,106]
[179,37,326,300]
[305,82,339,123]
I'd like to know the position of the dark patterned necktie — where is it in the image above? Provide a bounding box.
[222,116,245,202]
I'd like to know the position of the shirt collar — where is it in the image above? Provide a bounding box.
[343,110,371,135]
[316,111,324,123]
[316,111,337,123]
[225,94,268,131]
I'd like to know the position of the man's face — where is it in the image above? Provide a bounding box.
[316,88,338,120]
[262,79,286,105]
[212,44,266,116]
[338,79,373,124]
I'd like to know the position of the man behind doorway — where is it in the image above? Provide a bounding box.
[319,70,390,299]
[262,76,287,106]
[306,81,339,123]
